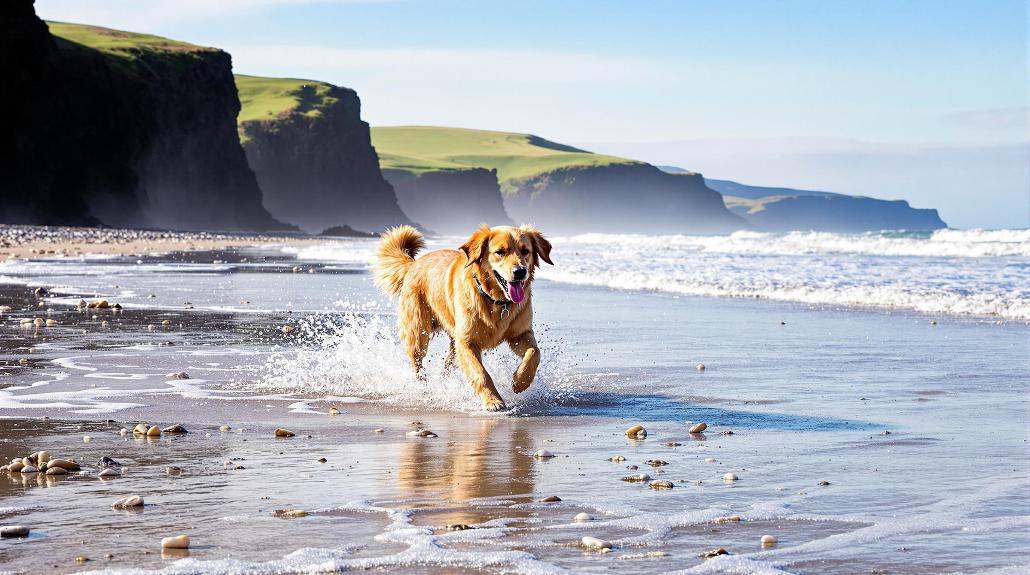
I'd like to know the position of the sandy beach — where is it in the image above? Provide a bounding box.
[0,235,1027,574]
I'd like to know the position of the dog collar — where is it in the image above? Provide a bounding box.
[472,272,512,318]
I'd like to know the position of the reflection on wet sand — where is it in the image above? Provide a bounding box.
[395,419,536,526]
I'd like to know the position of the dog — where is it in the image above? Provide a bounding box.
[373,224,553,411]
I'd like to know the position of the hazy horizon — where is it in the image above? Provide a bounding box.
[36,0,1028,229]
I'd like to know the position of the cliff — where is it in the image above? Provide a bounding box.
[1,7,289,231]
[382,168,512,235]
[371,126,746,235]
[703,178,947,232]
[236,75,412,234]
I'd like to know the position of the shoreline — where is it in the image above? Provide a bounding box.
[0,224,336,261]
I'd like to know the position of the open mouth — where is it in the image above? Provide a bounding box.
[493,270,525,304]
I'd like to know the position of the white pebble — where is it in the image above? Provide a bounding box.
[573,513,593,522]
[581,536,613,549]
[533,449,555,459]
[723,473,738,481]
[689,422,708,434]
[83,435,92,443]
[761,534,778,546]
[98,468,121,478]
[161,534,190,549]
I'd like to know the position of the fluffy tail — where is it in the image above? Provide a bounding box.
[373,225,425,296]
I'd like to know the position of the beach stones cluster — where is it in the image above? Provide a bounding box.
[1,451,80,476]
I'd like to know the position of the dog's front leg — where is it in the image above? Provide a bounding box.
[455,341,506,411]
[508,330,540,394]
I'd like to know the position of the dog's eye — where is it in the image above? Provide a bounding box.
[494,249,506,256]
[521,248,530,256]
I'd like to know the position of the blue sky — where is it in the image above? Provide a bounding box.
[38,0,1028,228]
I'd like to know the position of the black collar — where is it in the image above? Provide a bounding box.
[472,272,512,318]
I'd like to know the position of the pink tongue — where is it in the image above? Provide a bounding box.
[508,281,526,304]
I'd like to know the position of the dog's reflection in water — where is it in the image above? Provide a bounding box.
[395,419,537,527]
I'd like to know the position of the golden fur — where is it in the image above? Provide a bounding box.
[373,224,553,411]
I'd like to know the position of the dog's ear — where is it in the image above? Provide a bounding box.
[520,225,553,267]
[460,225,492,268]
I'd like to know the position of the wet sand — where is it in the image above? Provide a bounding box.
[0,243,1028,574]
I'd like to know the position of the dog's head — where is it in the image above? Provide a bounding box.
[460,224,553,305]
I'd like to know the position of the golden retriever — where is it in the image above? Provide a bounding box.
[373,224,553,411]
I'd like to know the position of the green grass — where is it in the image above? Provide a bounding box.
[370,126,641,182]
[235,75,338,125]
[722,195,791,214]
[46,21,213,59]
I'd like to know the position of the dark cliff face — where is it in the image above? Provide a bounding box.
[502,164,747,235]
[741,196,947,233]
[0,3,289,231]
[383,168,512,235]
[240,87,412,234]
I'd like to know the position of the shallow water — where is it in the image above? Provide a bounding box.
[0,237,1027,574]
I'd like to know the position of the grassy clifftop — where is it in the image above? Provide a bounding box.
[234,75,340,125]
[46,21,214,58]
[370,126,641,182]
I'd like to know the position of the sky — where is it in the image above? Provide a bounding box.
[37,0,1029,229]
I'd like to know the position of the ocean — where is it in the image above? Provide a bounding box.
[0,229,1027,574]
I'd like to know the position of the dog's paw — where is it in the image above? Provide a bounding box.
[512,379,532,394]
[483,398,508,412]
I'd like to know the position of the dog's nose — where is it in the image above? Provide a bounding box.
[512,267,528,281]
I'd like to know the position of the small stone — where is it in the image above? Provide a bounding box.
[373,428,385,433]
[645,459,668,467]
[608,456,626,462]
[146,425,161,437]
[663,442,681,447]
[624,425,646,438]
[705,457,717,463]
[540,495,562,502]
[406,429,437,438]
[446,524,473,531]
[622,473,651,483]
[161,535,190,549]
[581,536,612,549]
[76,556,90,562]
[714,515,741,523]
[533,449,555,459]
[818,480,831,486]
[696,363,706,371]
[33,318,45,327]
[761,534,778,546]
[98,468,121,478]
[723,473,738,481]
[100,320,109,327]
[20,465,38,473]
[649,480,674,490]
[626,464,639,470]
[82,435,92,443]
[317,458,327,464]
[119,428,129,436]
[274,428,295,437]
[163,424,188,434]
[46,319,57,326]
[574,512,593,522]
[328,406,340,416]
[45,466,68,476]
[168,372,189,380]
[166,466,182,475]
[161,319,172,326]
[133,423,149,435]
[218,425,231,432]
[0,525,30,538]
[699,547,728,559]
[689,422,708,434]
[111,495,144,509]
[281,325,294,334]
[271,508,307,518]
[47,459,80,471]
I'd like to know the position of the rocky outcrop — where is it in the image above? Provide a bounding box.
[503,165,746,235]
[383,168,512,235]
[239,80,412,234]
[0,4,290,231]
[706,179,947,232]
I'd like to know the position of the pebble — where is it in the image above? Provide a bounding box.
[649,480,674,490]
[699,547,728,559]
[47,459,80,471]
[328,406,340,416]
[163,424,188,434]
[161,535,190,549]
[696,363,706,371]
[133,423,149,435]
[573,512,593,522]
[406,429,437,438]
[663,442,681,447]
[98,468,121,478]
[168,372,190,380]
[373,428,385,433]
[624,425,646,439]
[714,515,741,523]
[20,465,38,474]
[45,319,57,326]
[581,536,613,550]
[540,495,562,502]
[274,428,296,438]
[111,495,144,509]
[146,425,161,437]
[1,525,30,538]
[161,319,172,326]
[45,467,68,476]
[271,508,307,518]
[533,449,555,459]
[119,428,129,436]
[622,473,651,483]
[723,473,739,481]
[317,458,327,463]
[218,425,231,432]
[166,466,182,475]
[446,524,473,531]
[818,480,831,486]
[644,459,668,467]
[705,458,717,463]
[33,318,45,327]
[83,435,92,443]
[281,325,294,334]
[761,534,778,546]
[689,422,708,434]
[608,456,626,462]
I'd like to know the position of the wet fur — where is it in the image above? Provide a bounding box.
[373,224,553,411]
